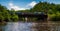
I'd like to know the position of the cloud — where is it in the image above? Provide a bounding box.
[9,3,28,11]
[8,1,37,11]
[9,3,13,7]
[27,1,37,7]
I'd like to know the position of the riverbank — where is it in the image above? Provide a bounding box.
[0,29,2,31]
[0,21,7,26]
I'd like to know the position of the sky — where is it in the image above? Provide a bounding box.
[0,0,60,11]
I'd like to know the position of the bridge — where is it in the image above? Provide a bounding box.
[16,12,48,22]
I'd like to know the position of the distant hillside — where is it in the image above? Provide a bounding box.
[31,2,60,13]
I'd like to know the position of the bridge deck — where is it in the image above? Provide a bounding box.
[16,12,47,18]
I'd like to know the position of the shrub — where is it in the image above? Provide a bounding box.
[50,12,60,21]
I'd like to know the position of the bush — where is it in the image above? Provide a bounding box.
[11,15,18,22]
[50,12,60,21]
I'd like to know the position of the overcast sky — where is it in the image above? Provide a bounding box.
[0,0,60,11]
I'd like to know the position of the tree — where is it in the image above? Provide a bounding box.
[0,4,19,22]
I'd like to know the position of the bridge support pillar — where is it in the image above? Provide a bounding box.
[25,17,28,22]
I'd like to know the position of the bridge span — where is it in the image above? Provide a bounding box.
[16,12,48,21]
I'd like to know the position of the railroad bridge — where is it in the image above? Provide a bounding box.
[16,12,48,22]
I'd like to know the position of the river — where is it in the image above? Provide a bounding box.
[0,22,38,31]
[0,22,60,31]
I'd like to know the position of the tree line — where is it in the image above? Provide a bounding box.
[0,4,18,22]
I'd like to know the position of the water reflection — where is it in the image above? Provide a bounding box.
[1,22,38,31]
[1,22,58,31]
[0,22,60,31]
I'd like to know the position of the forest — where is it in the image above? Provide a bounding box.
[0,1,60,22]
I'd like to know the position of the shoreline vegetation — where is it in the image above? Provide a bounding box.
[0,1,60,25]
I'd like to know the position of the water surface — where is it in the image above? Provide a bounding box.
[2,22,37,31]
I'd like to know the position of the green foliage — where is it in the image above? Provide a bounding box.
[11,14,18,22]
[49,12,60,21]
[31,2,50,12]
[31,1,60,21]
[16,9,31,12]
[0,4,9,22]
[0,4,19,22]
[0,15,4,21]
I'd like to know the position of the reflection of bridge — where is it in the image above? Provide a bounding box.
[16,12,48,21]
